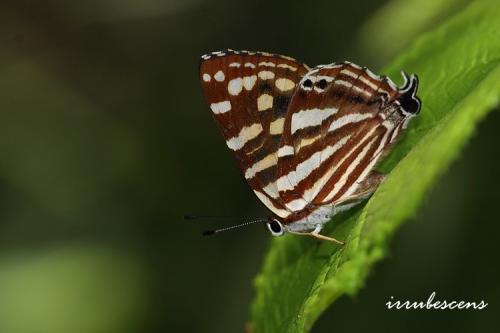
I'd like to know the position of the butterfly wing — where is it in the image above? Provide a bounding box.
[199,50,310,218]
[277,62,415,218]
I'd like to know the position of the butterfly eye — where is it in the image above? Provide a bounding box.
[266,219,284,236]
[316,79,327,89]
[302,79,313,88]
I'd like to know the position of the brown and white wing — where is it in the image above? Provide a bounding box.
[199,50,310,218]
[276,62,416,219]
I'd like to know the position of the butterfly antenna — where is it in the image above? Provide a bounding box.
[201,219,267,236]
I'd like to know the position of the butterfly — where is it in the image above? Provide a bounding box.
[199,49,421,244]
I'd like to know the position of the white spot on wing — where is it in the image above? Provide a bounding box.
[210,100,231,114]
[243,75,257,90]
[202,73,211,82]
[275,78,295,92]
[258,71,275,80]
[257,94,273,111]
[270,118,285,135]
[214,70,225,82]
[244,62,256,68]
[228,77,243,95]
[229,62,241,68]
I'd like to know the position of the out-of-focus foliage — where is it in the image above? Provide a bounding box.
[250,1,500,332]
[356,0,468,66]
[0,246,146,333]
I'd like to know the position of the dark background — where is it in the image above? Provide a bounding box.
[0,1,497,332]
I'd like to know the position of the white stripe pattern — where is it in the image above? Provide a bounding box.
[291,107,338,134]
[352,85,372,98]
[262,182,279,199]
[390,124,401,143]
[364,68,380,81]
[340,69,358,79]
[302,136,351,201]
[270,118,285,135]
[253,190,290,218]
[277,136,350,193]
[358,75,378,90]
[278,145,294,157]
[303,127,378,202]
[245,153,277,179]
[226,123,262,151]
[334,80,353,88]
[351,125,391,196]
[285,198,309,211]
[323,137,377,202]
[328,113,373,133]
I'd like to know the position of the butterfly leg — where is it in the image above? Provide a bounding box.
[289,225,345,245]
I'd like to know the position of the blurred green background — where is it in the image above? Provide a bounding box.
[0,1,497,332]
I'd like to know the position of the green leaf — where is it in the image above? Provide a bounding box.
[249,1,500,332]
[355,0,468,65]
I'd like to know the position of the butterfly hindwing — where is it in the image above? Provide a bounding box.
[199,50,310,218]
[276,62,412,215]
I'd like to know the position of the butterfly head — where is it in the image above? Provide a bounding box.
[397,71,421,115]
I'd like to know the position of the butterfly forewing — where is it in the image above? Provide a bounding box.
[199,50,310,218]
